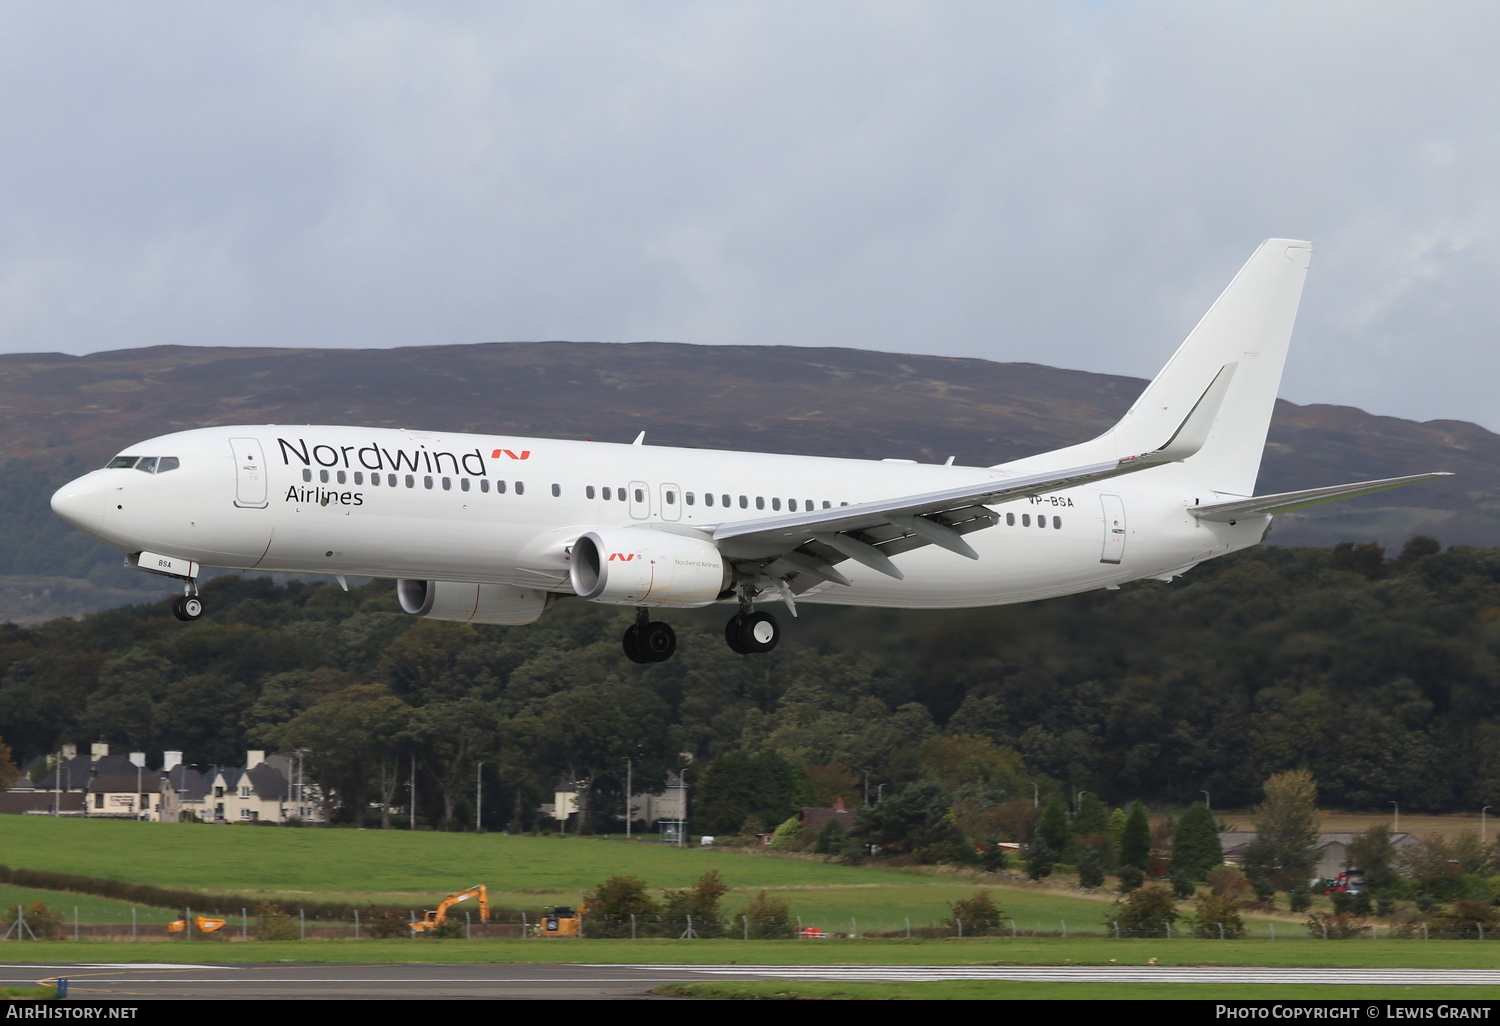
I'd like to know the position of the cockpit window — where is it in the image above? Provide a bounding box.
[134,457,158,473]
[108,456,139,469]
[110,455,179,473]
[157,457,180,473]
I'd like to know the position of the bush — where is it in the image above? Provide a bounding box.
[1190,892,1246,939]
[1307,911,1366,939]
[943,890,1005,934]
[1077,845,1106,889]
[1287,887,1312,913]
[425,917,464,939]
[738,890,796,939]
[251,901,300,941]
[1117,866,1144,893]
[659,870,729,939]
[0,901,62,940]
[770,814,803,851]
[363,907,412,939]
[1026,838,1056,881]
[979,840,1010,873]
[1206,865,1251,899]
[1430,899,1500,938]
[582,875,658,939]
[1107,884,1179,937]
[1170,872,1195,900]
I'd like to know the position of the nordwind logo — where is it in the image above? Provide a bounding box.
[491,449,531,460]
[607,553,637,562]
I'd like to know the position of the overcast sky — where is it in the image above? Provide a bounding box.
[1,2,1497,427]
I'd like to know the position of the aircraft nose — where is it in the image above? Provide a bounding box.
[51,472,107,534]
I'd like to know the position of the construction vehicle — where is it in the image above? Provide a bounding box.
[1324,871,1364,895]
[536,902,591,937]
[167,915,226,934]
[411,884,490,933]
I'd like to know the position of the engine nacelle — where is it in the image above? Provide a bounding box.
[569,529,729,608]
[397,580,553,625]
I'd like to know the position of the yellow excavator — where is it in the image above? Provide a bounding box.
[536,901,590,937]
[411,884,490,933]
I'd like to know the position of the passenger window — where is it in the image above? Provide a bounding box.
[107,456,139,469]
[602,486,611,500]
[771,497,780,511]
[516,482,525,495]
[497,480,507,494]
[388,474,397,487]
[704,493,714,506]
[805,499,812,510]
[442,477,451,491]
[157,457,180,473]
[354,471,364,485]
[1022,514,1031,526]
[1006,512,1014,526]
[551,483,561,497]
[302,469,312,483]
[405,475,415,488]
[1053,516,1061,529]
[822,501,830,509]
[337,470,347,484]
[686,492,695,505]
[1038,516,1045,529]
[840,502,849,506]
[665,490,676,504]
[633,488,644,502]
[737,496,746,509]
[481,479,490,493]
[461,478,470,492]
[587,486,596,499]
[723,494,731,507]
[319,469,329,483]
[135,457,158,474]
[424,476,433,489]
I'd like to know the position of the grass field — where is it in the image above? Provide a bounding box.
[652,980,1500,1000]
[1,937,1497,967]
[0,816,1126,931]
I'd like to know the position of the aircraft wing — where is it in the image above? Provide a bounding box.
[707,362,1240,593]
[1187,473,1453,524]
[710,450,1178,588]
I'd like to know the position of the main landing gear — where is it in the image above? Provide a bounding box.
[172,581,203,622]
[725,586,780,654]
[622,608,676,664]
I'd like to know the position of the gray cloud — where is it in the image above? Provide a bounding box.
[1,2,1499,426]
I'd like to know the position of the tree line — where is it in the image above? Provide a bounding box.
[1,538,1499,834]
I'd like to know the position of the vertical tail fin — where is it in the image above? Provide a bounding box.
[1002,239,1311,496]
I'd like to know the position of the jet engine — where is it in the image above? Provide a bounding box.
[396,580,553,625]
[569,529,729,607]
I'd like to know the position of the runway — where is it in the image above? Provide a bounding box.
[4,963,1500,999]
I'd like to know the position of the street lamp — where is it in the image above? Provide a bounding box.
[1031,782,1039,808]
[1389,800,1399,835]
[475,762,484,833]
[1076,790,1088,814]
[1200,790,1211,812]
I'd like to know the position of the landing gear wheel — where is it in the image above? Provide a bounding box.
[638,621,676,662]
[172,595,203,622]
[622,624,651,664]
[623,621,676,663]
[727,611,779,654]
[725,613,750,654]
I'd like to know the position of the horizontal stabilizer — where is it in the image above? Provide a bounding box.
[1188,473,1453,523]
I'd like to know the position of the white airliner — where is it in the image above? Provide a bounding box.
[51,239,1445,662]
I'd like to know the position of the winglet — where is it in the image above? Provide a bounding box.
[632,431,646,446]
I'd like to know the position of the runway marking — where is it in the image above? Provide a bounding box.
[609,965,1500,986]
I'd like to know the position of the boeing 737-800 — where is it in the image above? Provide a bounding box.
[50,239,1446,662]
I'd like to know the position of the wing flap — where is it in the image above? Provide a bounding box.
[1188,473,1452,523]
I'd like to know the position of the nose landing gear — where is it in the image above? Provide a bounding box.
[622,608,676,663]
[172,582,203,622]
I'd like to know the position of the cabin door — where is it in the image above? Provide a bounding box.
[230,438,268,509]
[1099,493,1126,564]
